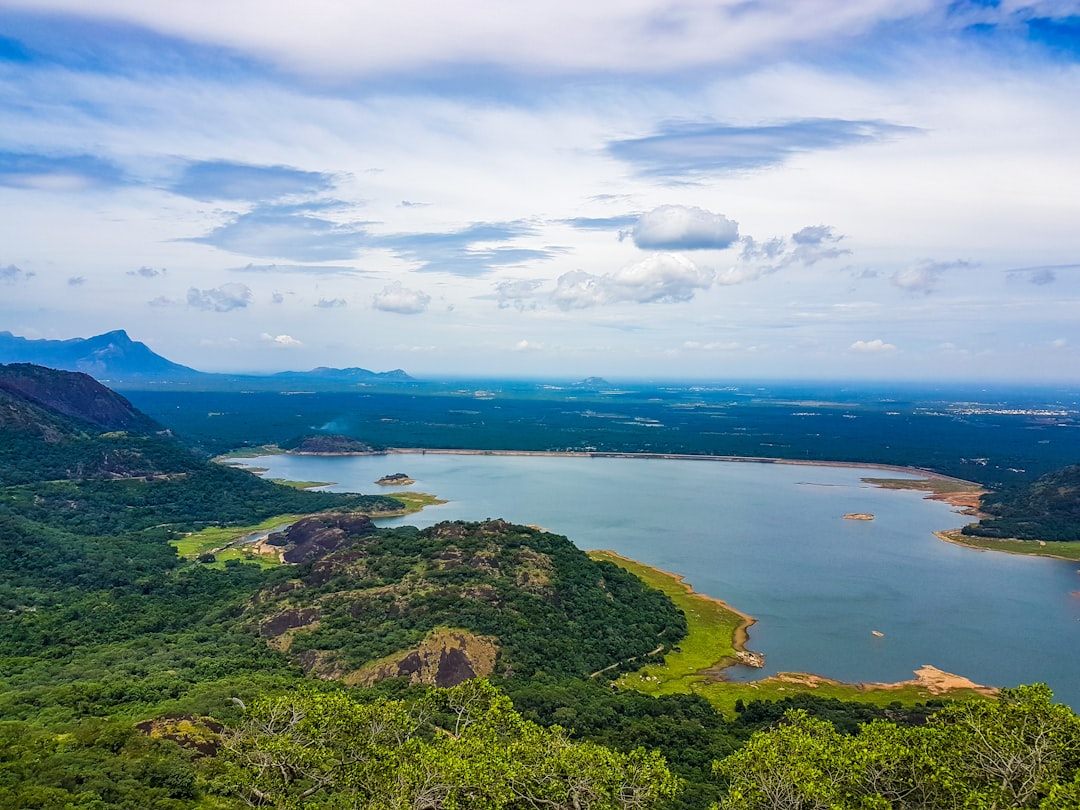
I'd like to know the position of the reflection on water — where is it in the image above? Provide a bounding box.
[242,453,1080,707]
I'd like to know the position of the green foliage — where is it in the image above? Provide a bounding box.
[715,684,1080,809]
[966,464,1080,541]
[218,679,680,809]
[122,383,1080,487]
[254,519,687,679]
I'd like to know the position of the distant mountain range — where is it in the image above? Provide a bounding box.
[0,330,412,388]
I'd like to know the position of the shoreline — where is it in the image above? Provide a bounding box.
[591,551,996,707]
[264,444,979,485]
[376,446,966,480]
[934,529,1080,562]
[590,549,760,662]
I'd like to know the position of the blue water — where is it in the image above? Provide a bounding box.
[240,453,1080,707]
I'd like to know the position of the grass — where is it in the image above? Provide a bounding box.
[269,478,333,490]
[212,445,284,460]
[374,491,447,516]
[172,491,446,569]
[592,551,994,718]
[587,550,750,693]
[693,678,989,718]
[862,476,982,495]
[936,529,1080,561]
[171,514,303,559]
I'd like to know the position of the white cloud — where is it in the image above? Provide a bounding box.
[850,339,896,352]
[1051,338,1067,349]
[713,225,849,286]
[494,279,544,311]
[632,205,739,250]
[514,339,543,352]
[553,253,713,309]
[186,282,252,312]
[890,260,970,294]
[6,1,942,77]
[315,297,347,308]
[260,332,302,346]
[372,282,431,314]
[683,340,741,351]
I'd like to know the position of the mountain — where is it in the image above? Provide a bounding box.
[0,362,198,486]
[0,329,201,381]
[270,366,413,383]
[0,330,414,388]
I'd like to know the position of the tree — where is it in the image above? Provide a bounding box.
[713,685,1080,810]
[220,679,679,809]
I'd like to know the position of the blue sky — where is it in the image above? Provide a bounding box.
[1,1,1079,380]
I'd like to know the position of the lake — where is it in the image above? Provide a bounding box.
[240,452,1080,707]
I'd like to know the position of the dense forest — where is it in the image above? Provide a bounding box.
[964,464,1080,541]
[121,381,1080,488]
[4,363,1080,808]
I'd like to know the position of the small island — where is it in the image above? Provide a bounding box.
[376,472,415,486]
[844,513,875,520]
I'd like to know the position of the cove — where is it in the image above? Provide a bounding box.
[240,452,1080,708]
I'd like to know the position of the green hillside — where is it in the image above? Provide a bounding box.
[966,464,1080,541]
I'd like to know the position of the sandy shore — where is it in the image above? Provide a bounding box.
[768,665,997,697]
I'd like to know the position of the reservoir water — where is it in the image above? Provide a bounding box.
[240,453,1080,707]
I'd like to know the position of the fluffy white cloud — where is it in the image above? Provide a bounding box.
[850,339,896,352]
[553,253,713,309]
[632,205,739,250]
[373,282,431,314]
[514,339,543,352]
[315,297,347,308]
[260,332,301,346]
[186,282,252,312]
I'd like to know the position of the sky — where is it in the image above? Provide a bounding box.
[1,1,1079,381]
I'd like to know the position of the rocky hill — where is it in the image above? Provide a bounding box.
[249,517,687,687]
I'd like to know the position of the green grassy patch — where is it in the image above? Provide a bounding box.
[212,445,284,460]
[587,551,749,692]
[694,678,990,718]
[375,491,447,516]
[269,478,333,490]
[937,529,1080,561]
[202,546,284,569]
[862,476,982,495]
[171,514,302,559]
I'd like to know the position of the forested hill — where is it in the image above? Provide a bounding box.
[964,463,1080,541]
[0,362,162,434]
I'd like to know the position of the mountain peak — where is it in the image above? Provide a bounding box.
[0,330,200,381]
